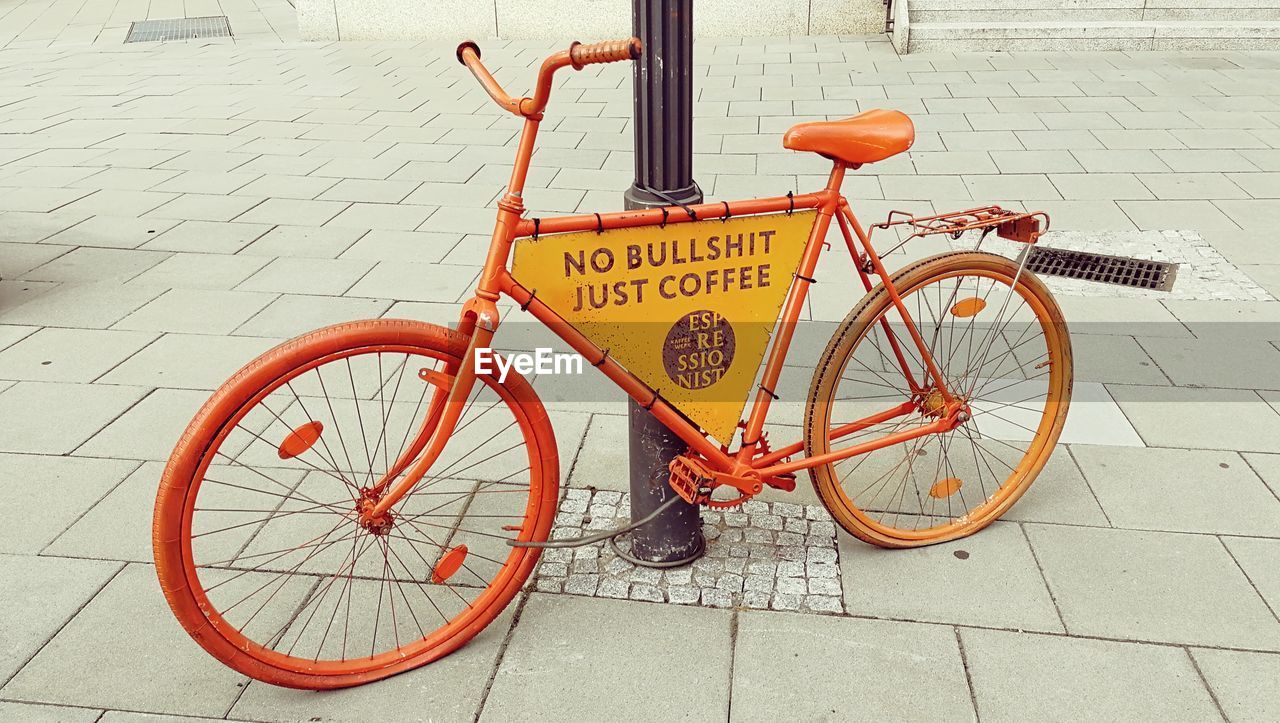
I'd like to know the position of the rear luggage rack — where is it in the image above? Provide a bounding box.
[871,206,1049,254]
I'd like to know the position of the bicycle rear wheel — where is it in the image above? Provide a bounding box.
[805,251,1072,548]
[153,319,557,689]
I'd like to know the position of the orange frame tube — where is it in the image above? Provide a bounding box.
[484,163,951,480]
[491,164,852,476]
[368,49,958,516]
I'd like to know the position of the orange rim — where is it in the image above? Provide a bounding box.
[154,320,557,687]
[807,253,1071,547]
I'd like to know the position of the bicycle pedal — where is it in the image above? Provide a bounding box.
[669,455,768,509]
[668,454,713,505]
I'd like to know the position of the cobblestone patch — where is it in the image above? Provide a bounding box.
[953,229,1273,302]
[534,489,844,614]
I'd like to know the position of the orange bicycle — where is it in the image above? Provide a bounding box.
[153,38,1072,689]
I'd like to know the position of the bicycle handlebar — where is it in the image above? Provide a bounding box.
[456,41,524,116]
[456,37,642,119]
[569,38,643,68]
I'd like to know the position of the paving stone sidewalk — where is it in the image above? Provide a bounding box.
[1,26,1280,723]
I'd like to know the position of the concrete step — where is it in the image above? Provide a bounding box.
[909,0,1280,9]
[911,8,1280,22]
[913,9,1140,22]
[906,20,1280,51]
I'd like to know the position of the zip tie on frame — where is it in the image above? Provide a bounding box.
[786,191,794,215]
[760,385,780,400]
[794,273,816,283]
[659,207,669,228]
[592,348,611,367]
[594,212,604,234]
[519,288,538,311]
[531,217,541,240]
[721,201,731,222]
[644,390,661,410]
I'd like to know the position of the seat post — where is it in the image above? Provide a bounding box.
[826,161,847,191]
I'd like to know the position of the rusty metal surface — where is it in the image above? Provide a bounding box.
[871,206,1050,253]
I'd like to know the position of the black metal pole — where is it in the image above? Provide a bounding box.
[624,0,702,210]
[622,0,704,565]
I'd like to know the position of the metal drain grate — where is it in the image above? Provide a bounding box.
[125,16,232,43]
[1021,246,1178,291]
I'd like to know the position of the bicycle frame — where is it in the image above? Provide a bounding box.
[364,44,966,519]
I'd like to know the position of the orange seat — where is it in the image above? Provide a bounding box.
[782,109,915,166]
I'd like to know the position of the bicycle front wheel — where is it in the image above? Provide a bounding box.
[153,319,558,689]
[805,251,1072,548]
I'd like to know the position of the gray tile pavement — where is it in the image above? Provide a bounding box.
[25,246,170,283]
[730,612,972,722]
[74,389,209,461]
[97,333,282,389]
[0,701,102,722]
[233,294,394,338]
[840,522,1063,632]
[232,605,518,723]
[1221,535,1280,617]
[1,28,1279,722]
[128,252,271,290]
[0,281,164,328]
[235,256,373,296]
[481,594,732,721]
[1244,451,1280,498]
[1192,647,1280,722]
[0,380,148,454]
[1137,336,1280,389]
[1108,384,1280,453]
[1026,524,1280,650]
[140,220,274,254]
[1071,446,1280,536]
[2,564,249,717]
[238,225,367,259]
[1069,333,1169,385]
[997,448,1110,527]
[0,554,121,682]
[0,454,140,554]
[962,628,1220,722]
[0,326,157,382]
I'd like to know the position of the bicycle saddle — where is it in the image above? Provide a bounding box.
[782,109,915,166]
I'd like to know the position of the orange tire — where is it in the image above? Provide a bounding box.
[153,319,557,688]
[805,252,1072,548]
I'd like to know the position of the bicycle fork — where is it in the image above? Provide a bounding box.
[362,136,530,522]
[360,315,494,524]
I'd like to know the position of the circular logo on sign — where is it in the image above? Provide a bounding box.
[662,310,736,390]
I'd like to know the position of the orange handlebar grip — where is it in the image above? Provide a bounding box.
[568,38,642,69]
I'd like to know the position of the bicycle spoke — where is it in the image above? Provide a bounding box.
[171,333,548,677]
[818,261,1065,542]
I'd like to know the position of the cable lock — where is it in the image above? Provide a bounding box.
[640,184,699,222]
[508,494,685,549]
